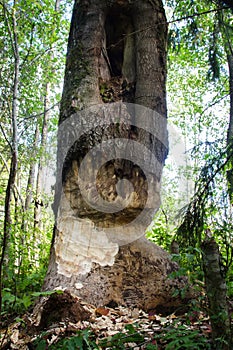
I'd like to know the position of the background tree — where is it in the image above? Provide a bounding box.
[0,0,71,315]
[152,0,233,347]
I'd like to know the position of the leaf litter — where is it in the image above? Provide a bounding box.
[0,291,214,349]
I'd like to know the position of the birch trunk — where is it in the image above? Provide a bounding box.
[25,124,40,213]
[34,83,50,231]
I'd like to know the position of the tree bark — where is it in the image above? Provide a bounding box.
[201,236,231,349]
[43,0,191,311]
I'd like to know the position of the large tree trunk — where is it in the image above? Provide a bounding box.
[43,0,190,311]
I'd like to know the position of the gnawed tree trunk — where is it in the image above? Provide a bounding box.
[201,235,231,349]
[43,0,191,312]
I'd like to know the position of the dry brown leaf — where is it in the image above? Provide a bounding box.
[148,315,157,321]
[95,307,110,316]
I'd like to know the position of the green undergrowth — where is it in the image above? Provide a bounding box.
[33,322,212,350]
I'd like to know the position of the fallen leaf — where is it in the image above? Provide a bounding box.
[95,307,110,316]
[148,315,155,320]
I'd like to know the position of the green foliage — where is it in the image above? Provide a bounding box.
[153,0,233,281]
[170,246,203,280]
[0,0,72,316]
[1,287,63,316]
[174,141,233,277]
[33,332,48,350]
[100,324,144,349]
[33,324,145,350]
[0,200,54,315]
[51,329,100,350]
[146,211,173,251]
[148,6,233,346]
[153,324,211,349]
[33,322,212,350]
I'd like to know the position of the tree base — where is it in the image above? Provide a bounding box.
[43,237,193,313]
[32,291,91,330]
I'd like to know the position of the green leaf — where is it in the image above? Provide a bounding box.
[31,290,63,297]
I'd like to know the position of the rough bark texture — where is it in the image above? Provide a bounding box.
[44,0,191,312]
[44,236,192,312]
[33,291,91,330]
[202,237,231,349]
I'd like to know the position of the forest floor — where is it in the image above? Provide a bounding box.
[0,290,229,349]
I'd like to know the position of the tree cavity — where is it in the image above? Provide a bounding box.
[99,7,136,103]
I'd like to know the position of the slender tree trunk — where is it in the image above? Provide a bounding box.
[55,0,60,12]
[21,124,40,264]
[34,83,50,231]
[201,235,231,349]
[34,0,60,230]
[227,53,233,202]
[0,2,19,313]
[218,9,233,202]
[43,0,192,312]
[25,124,40,212]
